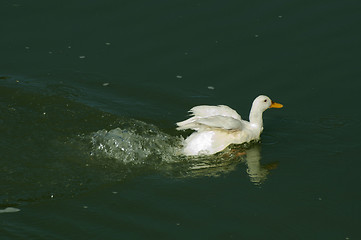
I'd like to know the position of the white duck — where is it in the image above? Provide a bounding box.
[176,95,283,155]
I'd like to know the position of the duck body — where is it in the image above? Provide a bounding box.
[182,126,261,155]
[177,95,283,156]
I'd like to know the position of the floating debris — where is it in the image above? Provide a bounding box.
[207,86,215,90]
[0,207,20,214]
[79,56,86,59]
[102,82,110,87]
[176,75,183,79]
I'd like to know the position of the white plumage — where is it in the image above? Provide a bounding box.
[177,95,283,156]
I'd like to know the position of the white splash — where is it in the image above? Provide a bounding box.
[90,122,182,164]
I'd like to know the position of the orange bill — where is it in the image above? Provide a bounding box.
[270,101,283,108]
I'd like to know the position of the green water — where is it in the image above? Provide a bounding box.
[1,0,361,239]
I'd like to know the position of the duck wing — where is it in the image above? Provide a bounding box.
[176,105,244,131]
[190,105,242,120]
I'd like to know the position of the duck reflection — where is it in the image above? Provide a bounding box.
[242,144,278,185]
[184,143,278,185]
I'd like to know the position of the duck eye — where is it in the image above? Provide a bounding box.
[264,99,267,102]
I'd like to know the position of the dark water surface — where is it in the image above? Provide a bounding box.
[1,0,361,239]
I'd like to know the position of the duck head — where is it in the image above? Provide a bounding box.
[252,95,283,112]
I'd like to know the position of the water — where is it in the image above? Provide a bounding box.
[1,0,361,239]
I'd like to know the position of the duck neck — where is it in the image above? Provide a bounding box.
[249,109,263,130]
